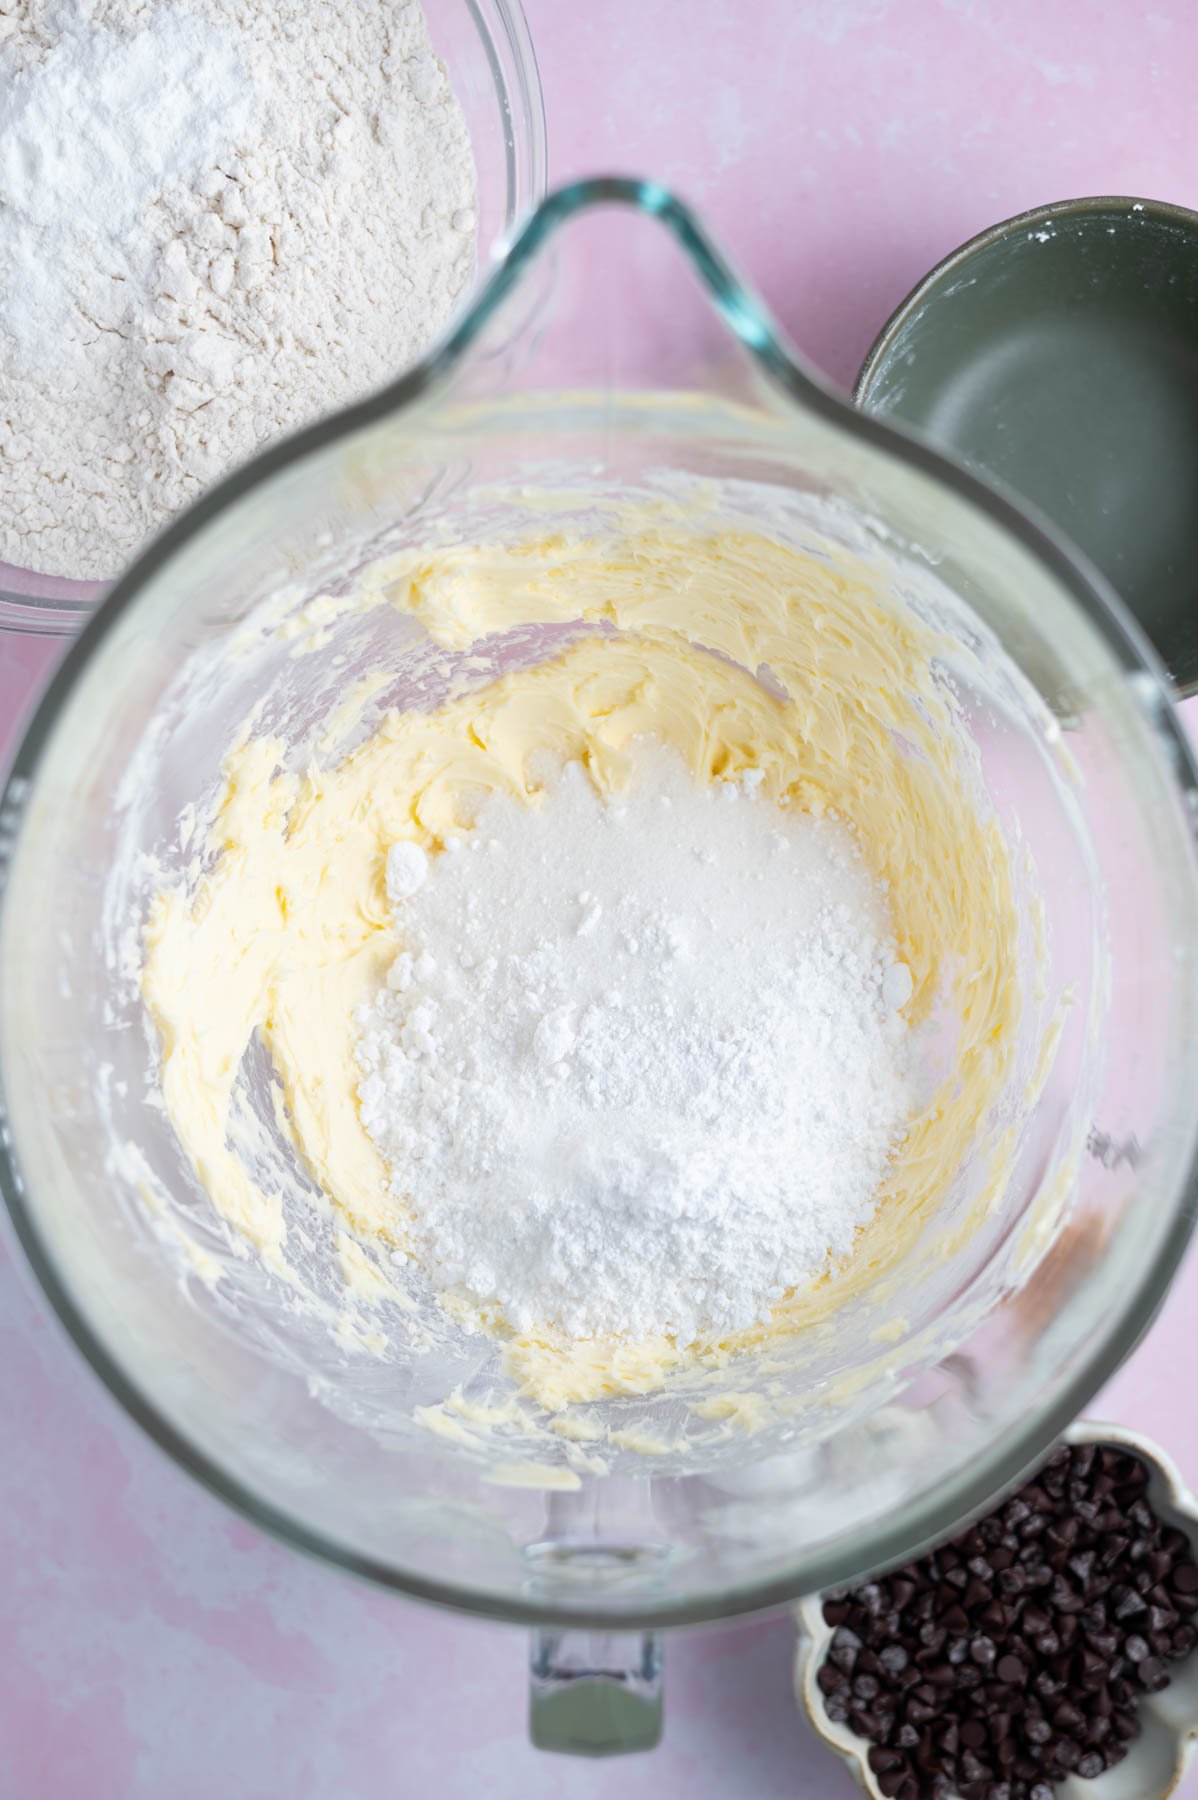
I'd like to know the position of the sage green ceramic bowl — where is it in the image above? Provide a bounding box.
[856,197,1198,697]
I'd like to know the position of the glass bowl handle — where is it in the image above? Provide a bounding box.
[529,1626,663,1755]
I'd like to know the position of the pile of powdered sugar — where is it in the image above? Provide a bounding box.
[0,0,476,579]
[355,752,915,1345]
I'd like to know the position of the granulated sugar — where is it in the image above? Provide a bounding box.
[355,752,914,1344]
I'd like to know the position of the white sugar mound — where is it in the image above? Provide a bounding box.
[355,751,913,1344]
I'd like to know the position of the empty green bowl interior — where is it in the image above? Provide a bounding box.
[860,203,1198,693]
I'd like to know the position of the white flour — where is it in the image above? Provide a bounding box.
[355,754,914,1344]
[0,0,476,579]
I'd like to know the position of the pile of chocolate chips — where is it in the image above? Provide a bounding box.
[816,1442,1198,1800]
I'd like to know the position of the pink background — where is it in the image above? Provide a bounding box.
[3,1,1198,1793]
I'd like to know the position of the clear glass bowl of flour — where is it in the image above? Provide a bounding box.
[3,180,1198,1755]
[0,0,546,637]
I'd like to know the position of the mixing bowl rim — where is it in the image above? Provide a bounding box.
[2,176,1198,1632]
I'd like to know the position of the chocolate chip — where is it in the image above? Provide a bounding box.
[1137,1656,1171,1693]
[1052,1580,1085,1615]
[995,1654,1026,1685]
[817,1660,844,1693]
[1053,1698,1085,1733]
[812,1441,1198,1799]
[1114,1587,1146,1620]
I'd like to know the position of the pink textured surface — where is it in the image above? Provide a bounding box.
[3,2,1198,1793]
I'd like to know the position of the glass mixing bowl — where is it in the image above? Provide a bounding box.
[2,180,1198,1755]
[0,0,547,638]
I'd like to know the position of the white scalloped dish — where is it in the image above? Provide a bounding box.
[795,1423,1198,1800]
